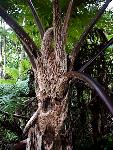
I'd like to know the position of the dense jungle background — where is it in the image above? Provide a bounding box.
[0,0,113,149]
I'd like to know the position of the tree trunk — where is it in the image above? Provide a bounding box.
[24,1,70,148]
[20,1,113,149]
[25,28,70,150]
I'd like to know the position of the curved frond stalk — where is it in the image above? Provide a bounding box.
[62,0,73,44]
[27,0,45,39]
[70,0,112,70]
[79,37,113,72]
[23,109,39,135]
[0,5,41,69]
[19,39,37,69]
[63,71,113,116]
